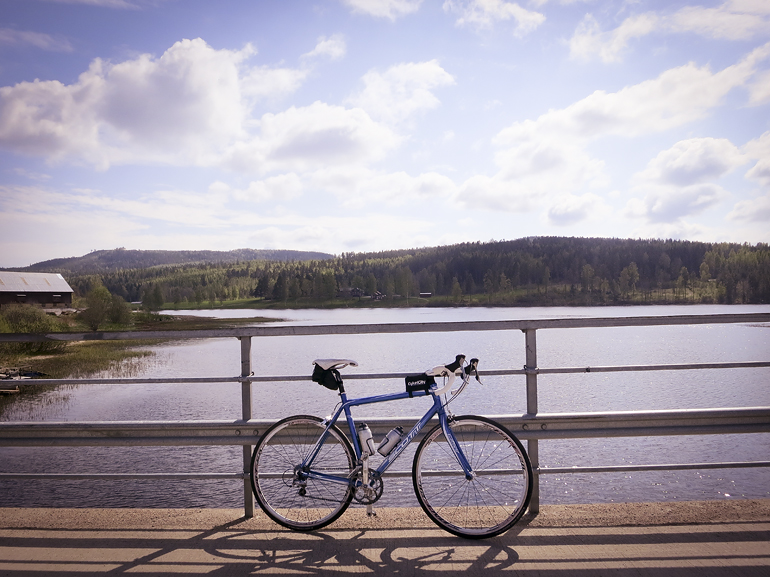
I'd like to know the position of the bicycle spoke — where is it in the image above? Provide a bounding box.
[413,416,532,538]
[252,416,354,531]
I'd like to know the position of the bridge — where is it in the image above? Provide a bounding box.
[1,311,769,574]
[1,311,769,515]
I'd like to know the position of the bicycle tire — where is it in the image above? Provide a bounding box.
[251,415,355,531]
[412,415,533,539]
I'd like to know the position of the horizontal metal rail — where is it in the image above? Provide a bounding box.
[539,461,770,474]
[5,360,769,388]
[1,312,768,514]
[3,407,768,482]
[0,473,243,480]
[2,407,769,446]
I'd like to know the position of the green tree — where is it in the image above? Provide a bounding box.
[0,305,67,356]
[499,272,511,293]
[581,264,595,293]
[273,272,289,302]
[619,262,640,297]
[483,269,495,302]
[108,294,132,325]
[699,262,710,282]
[365,273,377,296]
[79,285,113,330]
[677,267,691,300]
[288,277,301,300]
[142,285,164,311]
[451,276,463,302]
[322,272,337,300]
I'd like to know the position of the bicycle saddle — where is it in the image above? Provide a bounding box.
[312,359,358,370]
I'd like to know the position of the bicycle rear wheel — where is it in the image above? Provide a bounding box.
[251,415,355,531]
[412,415,532,538]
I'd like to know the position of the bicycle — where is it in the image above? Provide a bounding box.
[250,355,533,539]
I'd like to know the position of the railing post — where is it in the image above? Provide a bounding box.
[523,328,540,514]
[240,336,255,518]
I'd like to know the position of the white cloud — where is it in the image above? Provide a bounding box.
[743,130,770,186]
[627,219,716,243]
[485,136,608,207]
[311,167,457,206]
[459,46,768,216]
[625,138,746,223]
[570,2,770,62]
[95,40,250,155]
[570,13,658,63]
[0,28,74,52]
[341,0,423,20]
[546,193,609,226]
[225,102,401,174]
[223,173,305,203]
[728,193,770,221]
[626,183,729,223]
[302,35,346,60]
[346,60,455,124]
[747,69,770,104]
[671,2,770,40]
[443,0,545,36]
[11,167,52,181]
[635,138,747,187]
[499,44,770,144]
[455,174,543,212]
[0,39,312,168]
[241,66,310,100]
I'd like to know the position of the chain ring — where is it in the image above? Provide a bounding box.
[354,470,384,505]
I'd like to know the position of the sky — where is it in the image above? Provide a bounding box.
[1,0,769,268]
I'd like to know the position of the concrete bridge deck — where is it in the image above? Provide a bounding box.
[1,500,769,576]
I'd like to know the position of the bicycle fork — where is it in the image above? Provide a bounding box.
[441,416,475,481]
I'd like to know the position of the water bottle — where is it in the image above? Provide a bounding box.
[358,423,375,456]
[377,426,404,456]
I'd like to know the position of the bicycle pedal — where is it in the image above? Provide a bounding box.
[366,504,376,517]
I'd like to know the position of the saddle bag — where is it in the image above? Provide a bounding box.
[405,373,436,397]
[312,363,343,391]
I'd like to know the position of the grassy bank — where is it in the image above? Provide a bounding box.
[0,312,275,418]
[2,312,275,377]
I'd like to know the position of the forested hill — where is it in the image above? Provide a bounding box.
[20,237,770,306]
[15,248,333,274]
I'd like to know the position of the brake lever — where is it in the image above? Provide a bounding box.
[470,358,483,385]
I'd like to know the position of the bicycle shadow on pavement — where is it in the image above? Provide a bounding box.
[2,506,769,576]
[198,519,525,575]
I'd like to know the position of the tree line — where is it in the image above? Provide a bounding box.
[63,237,770,307]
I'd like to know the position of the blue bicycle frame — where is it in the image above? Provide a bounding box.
[300,387,474,488]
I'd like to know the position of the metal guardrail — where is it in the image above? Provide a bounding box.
[1,312,769,516]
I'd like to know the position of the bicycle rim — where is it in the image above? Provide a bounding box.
[412,416,532,538]
[251,415,355,531]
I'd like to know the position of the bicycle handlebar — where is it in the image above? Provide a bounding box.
[426,354,482,396]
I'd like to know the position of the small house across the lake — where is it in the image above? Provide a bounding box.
[0,271,74,309]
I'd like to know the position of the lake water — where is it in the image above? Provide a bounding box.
[1,304,768,509]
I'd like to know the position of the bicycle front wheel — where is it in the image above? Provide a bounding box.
[251,415,355,531]
[412,415,532,538]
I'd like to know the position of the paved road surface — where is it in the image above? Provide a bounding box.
[1,500,768,576]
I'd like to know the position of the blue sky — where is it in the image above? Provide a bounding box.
[1,0,769,268]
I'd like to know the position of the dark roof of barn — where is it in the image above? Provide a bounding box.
[0,272,74,293]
